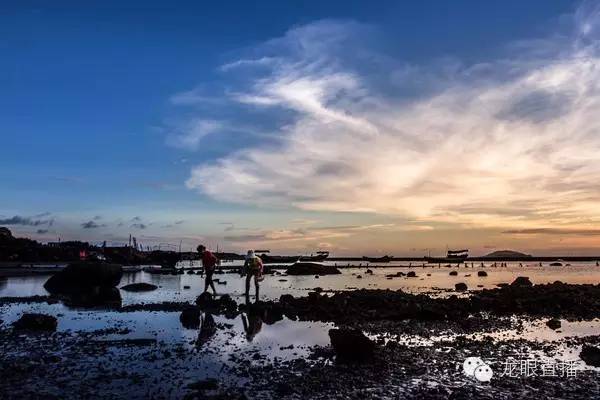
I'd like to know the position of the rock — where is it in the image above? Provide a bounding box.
[496,283,509,288]
[183,285,191,289]
[511,276,533,287]
[477,271,488,277]
[120,282,157,292]
[286,262,341,276]
[580,345,600,367]
[195,293,238,317]
[180,306,201,329]
[356,275,362,279]
[12,313,57,332]
[449,271,458,276]
[455,283,468,291]
[406,271,417,278]
[44,262,122,294]
[546,318,561,330]
[187,270,195,275]
[187,378,219,391]
[329,328,375,363]
[366,269,373,274]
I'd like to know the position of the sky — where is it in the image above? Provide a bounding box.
[2,0,600,256]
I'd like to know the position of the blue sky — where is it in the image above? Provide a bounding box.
[3,1,600,255]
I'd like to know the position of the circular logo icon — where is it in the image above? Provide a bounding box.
[473,364,494,382]
[463,357,485,377]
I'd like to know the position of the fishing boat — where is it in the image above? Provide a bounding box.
[426,249,469,264]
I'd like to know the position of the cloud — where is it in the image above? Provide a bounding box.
[81,220,104,229]
[0,215,52,226]
[182,4,600,231]
[166,119,224,150]
[131,223,147,230]
[503,228,600,236]
[36,229,49,234]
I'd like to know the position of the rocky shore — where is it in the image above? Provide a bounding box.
[1,279,600,399]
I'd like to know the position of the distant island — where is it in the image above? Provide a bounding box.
[483,250,532,258]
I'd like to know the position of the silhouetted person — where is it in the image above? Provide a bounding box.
[198,244,218,294]
[243,250,263,302]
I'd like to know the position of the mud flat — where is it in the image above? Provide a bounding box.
[1,280,600,399]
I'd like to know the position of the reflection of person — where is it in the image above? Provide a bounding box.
[241,309,263,342]
[198,244,219,294]
[243,250,263,301]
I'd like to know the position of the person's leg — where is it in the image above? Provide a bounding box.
[245,273,251,297]
[204,271,210,293]
[254,273,259,302]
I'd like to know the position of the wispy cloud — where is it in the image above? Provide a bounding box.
[0,215,53,226]
[81,220,105,229]
[181,4,600,231]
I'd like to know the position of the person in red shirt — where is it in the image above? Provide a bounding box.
[197,244,219,294]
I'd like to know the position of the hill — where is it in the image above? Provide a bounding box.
[484,250,532,258]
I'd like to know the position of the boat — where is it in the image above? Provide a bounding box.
[122,265,142,273]
[426,249,469,264]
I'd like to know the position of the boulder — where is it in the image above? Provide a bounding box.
[366,269,374,274]
[44,262,122,294]
[180,306,201,329]
[120,282,157,292]
[286,262,341,276]
[546,318,561,330]
[455,283,468,291]
[12,313,57,332]
[511,276,533,287]
[580,345,600,367]
[329,328,375,363]
[195,293,238,317]
[406,271,417,278]
[477,271,488,277]
[449,271,458,276]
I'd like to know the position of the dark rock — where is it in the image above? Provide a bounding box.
[195,293,238,317]
[478,271,488,277]
[120,282,158,292]
[546,318,561,330]
[580,345,600,367]
[286,262,341,276]
[356,275,362,279]
[44,262,122,294]
[12,313,57,332]
[406,271,417,278]
[187,378,219,391]
[511,276,533,287]
[496,283,509,288]
[366,269,373,274]
[183,285,191,289]
[449,271,458,276]
[328,328,375,363]
[180,306,201,329]
[61,286,122,309]
[455,283,468,291]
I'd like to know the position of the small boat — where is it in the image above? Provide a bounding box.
[122,265,142,273]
